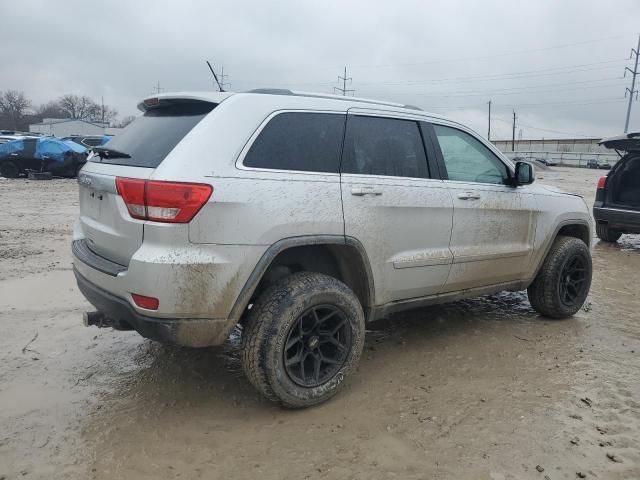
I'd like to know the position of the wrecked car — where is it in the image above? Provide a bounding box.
[0,137,87,178]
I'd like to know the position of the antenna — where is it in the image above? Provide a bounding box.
[206,61,225,92]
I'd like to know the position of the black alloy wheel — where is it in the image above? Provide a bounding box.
[558,255,588,307]
[283,305,352,387]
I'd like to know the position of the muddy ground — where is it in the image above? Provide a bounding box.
[0,167,638,480]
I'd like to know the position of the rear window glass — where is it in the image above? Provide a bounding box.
[341,116,429,178]
[82,138,102,147]
[243,112,345,173]
[90,102,214,167]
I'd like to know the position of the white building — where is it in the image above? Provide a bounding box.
[29,118,123,137]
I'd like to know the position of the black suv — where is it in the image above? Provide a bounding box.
[593,133,640,242]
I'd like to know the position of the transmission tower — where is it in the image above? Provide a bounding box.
[218,66,230,91]
[623,34,640,133]
[152,81,165,94]
[334,66,355,96]
[206,61,227,92]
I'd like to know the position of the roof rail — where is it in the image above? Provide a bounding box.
[244,88,423,111]
[247,88,294,95]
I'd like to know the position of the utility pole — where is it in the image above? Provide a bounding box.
[624,34,640,133]
[487,100,492,141]
[101,96,105,125]
[512,110,517,152]
[334,66,355,96]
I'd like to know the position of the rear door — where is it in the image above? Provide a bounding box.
[426,122,537,291]
[78,101,215,266]
[340,110,454,304]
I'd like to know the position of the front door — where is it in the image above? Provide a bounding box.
[428,123,537,292]
[340,112,454,305]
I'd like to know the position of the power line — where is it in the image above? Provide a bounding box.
[392,76,623,95]
[240,59,628,90]
[242,33,634,75]
[493,116,597,138]
[426,97,626,111]
[624,34,640,132]
[334,66,355,96]
[356,59,628,87]
[410,81,623,99]
[348,33,635,70]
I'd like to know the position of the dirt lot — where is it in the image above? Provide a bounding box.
[1,167,638,480]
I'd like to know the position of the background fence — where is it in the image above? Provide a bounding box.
[502,150,619,168]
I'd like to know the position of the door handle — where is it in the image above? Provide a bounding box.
[457,192,481,200]
[351,187,382,196]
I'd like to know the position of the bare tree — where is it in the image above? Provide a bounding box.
[0,90,31,130]
[57,94,118,124]
[58,94,98,120]
[89,105,118,124]
[35,101,68,120]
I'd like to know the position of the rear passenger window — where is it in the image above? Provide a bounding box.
[341,116,429,178]
[243,112,345,173]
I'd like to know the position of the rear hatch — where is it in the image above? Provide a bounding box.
[78,100,216,266]
[599,132,640,152]
[599,133,640,211]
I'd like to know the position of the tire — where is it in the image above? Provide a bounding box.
[241,271,365,408]
[0,160,19,178]
[595,224,622,243]
[527,236,592,319]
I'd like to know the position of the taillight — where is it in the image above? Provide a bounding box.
[115,177,146,219]
[115,177,212,223]
[597,176,607,189]
[143,97,160,108]
[131,293,159,310]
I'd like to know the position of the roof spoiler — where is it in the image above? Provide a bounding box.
[137,92,232,112]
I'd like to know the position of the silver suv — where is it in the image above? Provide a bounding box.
[73,90,593,407]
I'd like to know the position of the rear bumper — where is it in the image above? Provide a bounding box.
[593,206,640,234]
[74,268,232,347]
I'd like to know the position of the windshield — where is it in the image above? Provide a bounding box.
[91,102,215,167]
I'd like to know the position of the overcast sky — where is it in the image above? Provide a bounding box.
[1,0,639,139]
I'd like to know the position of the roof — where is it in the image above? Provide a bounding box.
[138,89,443,119]
[30,118,109,127]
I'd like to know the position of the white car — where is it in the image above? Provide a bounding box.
[72,90,593,407]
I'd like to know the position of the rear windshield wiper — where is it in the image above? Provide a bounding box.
[91,146,131,159]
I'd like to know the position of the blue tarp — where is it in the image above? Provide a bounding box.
[0,137,86,162]
[0,139,24,156]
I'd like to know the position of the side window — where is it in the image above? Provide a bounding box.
[341,116,429,178]
[433,125,508,185]
[243,112,345,173]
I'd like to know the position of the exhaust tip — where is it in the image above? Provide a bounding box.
[83,311,110,328]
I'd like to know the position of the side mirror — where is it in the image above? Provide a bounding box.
[514,161,535,186]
